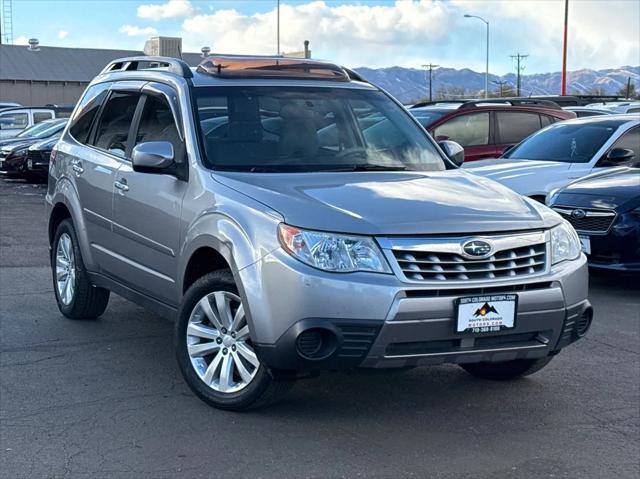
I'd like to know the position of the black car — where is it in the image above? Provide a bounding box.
[0,119,67,179]
[25,133,61,181]
[548,167,640,273]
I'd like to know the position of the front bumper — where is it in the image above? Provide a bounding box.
[244,247,591,372]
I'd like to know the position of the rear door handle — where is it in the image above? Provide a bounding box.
[71,160,84,175]
[114,178,129,192]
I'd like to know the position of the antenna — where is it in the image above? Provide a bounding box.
[1,0,14,45]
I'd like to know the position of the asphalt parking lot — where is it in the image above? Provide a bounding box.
[0,178,638,479]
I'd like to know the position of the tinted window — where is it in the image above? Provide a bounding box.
[0,112,28,130]
[504,122,618,163]
[609,127,640,163]
[93,92,140,158]
[496,112,542,144]
[33,111,53,123]
[432,112,489,147]
[575,110,606,118]
[134,95,183,158]
[16,121,55,138]
[69,83,110,143]
[194,87,445,172]
[628,107,640,113]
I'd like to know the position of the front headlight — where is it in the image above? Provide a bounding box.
[550,220,581,264]
[278,224,391,273]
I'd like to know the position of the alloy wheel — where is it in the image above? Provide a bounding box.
[55,233,76,305]
[186,291,259,393]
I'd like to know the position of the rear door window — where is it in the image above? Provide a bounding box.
[496,112,542,144]
[432,112,490,147]
[540,115,555,126]
[33,111,53,123]
[92,92,140,158]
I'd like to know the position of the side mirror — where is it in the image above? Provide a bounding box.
[605,148,635,164]
[132,141,175,173]
[438,140,464,167]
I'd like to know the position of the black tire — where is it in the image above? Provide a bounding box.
[52,219,110,319]
[175,270,293,411]
[460,356,553,381]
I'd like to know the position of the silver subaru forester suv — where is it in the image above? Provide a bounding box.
[46,55,592,410]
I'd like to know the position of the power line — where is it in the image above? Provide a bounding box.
[422,63,440,102]
[510,53,529,96]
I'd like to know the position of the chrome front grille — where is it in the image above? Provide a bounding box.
[553,207,616,234]
[380,231,548,283]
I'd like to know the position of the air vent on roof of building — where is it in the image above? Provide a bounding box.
[27,38,40,51]
[201,46,211,58]
[143,36,183,59]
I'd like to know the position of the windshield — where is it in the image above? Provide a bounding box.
[16,120,65,139]
[504,122,618,163]
[194,87,446,172]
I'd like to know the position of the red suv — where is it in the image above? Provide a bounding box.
[409,99,576,162]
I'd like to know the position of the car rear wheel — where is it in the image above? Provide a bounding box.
[460,356,553,381]
[52,219,110,319]
[175,270,292,411]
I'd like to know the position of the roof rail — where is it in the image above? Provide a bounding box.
[411,100,464,109]
[412,97,562,110]
[100,56,193,78]
[341,67,368,83]
[458,98,562,110]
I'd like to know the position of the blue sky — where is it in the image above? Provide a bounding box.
[9,0,640,74]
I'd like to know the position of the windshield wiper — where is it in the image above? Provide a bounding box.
[325,164,408,172]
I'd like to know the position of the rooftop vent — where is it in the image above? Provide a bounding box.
[27,38,40,51]
[143,36,182,59]
[201,46,211,58]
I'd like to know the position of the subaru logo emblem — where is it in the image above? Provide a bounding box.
[571,209,587,219]
[462,240,492,258]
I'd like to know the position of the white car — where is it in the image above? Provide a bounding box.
[585,101,640,114]
[464,114,639,201]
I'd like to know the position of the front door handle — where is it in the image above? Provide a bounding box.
[71,160,84,175]
[114,179,129,192]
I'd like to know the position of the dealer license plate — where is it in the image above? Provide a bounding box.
[579,236,591,255]
[456,294,517,334]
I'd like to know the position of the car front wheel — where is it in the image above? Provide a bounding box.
[175,271,292,411]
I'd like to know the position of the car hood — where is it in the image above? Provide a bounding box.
[214,170,561,235]
[463,158,572,181]
[0,138,37,153]
[553,168,640,211]
[0,137,33,148]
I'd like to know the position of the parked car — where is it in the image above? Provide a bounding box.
[585,101,640,114]
[25,133,62,181]
[547,167,639,273]
[0,105,72,139]
[465,114,640,202]
[46,55,591,411]
[563,106,613,117]
[0,101,21,110]
[0,119,67,178]
[0,118,67,148]
[409,98,575,161]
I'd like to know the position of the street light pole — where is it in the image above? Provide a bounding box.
[464,14,489,99]
[422,63,439,102]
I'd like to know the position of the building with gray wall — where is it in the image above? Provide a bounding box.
[0,40,202,106]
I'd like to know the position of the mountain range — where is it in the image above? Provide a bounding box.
[353,65,640,103]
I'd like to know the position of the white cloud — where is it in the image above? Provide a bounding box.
[175,0,639,73]
[119,24,158,37]
[137,0,193,21]
[13,36,30,46]
[58,30,69,40]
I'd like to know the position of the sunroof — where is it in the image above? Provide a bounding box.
[197,56,349,81]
